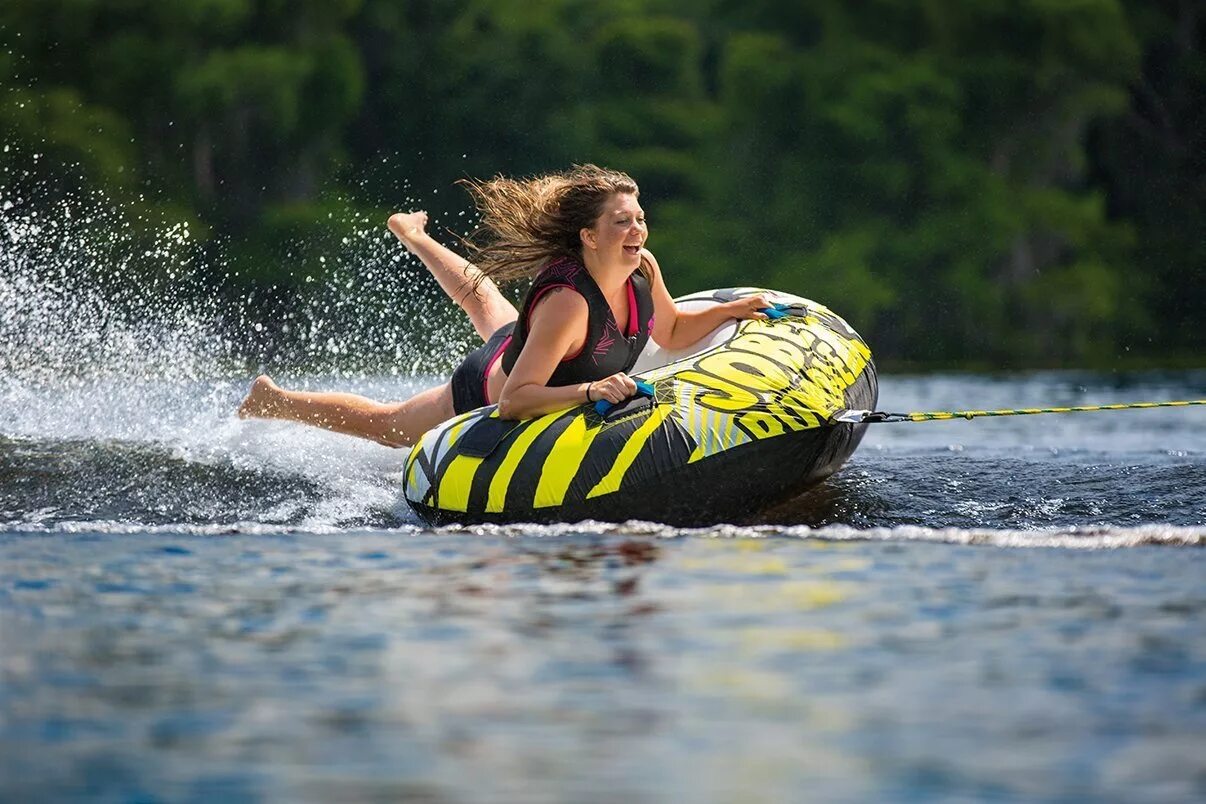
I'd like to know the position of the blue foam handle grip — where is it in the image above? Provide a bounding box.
[761,303,791,320]
[594,380,655,416]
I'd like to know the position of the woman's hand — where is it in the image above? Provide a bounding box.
[587,372,638,404]
[387,211,428,248]
[723,294,772,321]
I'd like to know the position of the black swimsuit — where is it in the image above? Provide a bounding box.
[449,256,655,415]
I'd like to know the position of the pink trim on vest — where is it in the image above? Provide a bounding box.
[625,277,638,336]
[481,334,513,406]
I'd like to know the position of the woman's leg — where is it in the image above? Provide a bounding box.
[388,211,518,341]
[236,213,510,443]
[238,375,455,448]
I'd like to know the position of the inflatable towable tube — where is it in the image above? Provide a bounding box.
[402,288,878,526]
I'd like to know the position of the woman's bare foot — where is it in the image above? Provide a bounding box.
[238,374,285,419]
[387,211,428,249]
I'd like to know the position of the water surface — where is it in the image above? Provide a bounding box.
[4,172,1205,800]
[2,369,1203,801]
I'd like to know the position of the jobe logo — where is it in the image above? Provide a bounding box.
[675,317,871,439]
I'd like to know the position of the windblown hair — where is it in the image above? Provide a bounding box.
[457,164,640,286]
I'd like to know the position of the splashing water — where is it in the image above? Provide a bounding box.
[0,152,473,529]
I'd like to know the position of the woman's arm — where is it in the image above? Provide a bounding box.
[643,249,769,350]
[497,290,638,420]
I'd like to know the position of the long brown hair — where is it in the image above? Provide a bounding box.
[457,164,641,286]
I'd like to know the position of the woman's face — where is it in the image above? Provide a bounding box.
[584,192,646,268]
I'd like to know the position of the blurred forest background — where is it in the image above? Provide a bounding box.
[1,0,1202,369]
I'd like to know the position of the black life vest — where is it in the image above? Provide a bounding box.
[500,256,655,385]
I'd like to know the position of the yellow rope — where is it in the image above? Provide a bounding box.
[902,400,1206,422]
[832,400,1206,424]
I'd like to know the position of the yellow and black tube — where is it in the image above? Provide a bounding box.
[402,288,878,525]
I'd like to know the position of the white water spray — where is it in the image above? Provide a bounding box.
[0,151,472,528]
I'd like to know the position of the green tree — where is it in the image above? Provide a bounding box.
[0,0,1199,368]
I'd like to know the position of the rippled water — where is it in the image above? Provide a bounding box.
[2,370,1204,801]
[2,176,1204,800]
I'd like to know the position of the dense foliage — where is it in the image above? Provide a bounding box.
[2,0,1202,367]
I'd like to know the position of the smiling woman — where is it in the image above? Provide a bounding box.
[237,165,769,445]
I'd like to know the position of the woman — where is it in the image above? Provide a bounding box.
[238,165,768,446]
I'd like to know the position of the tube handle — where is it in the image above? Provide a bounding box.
[594,380,656,416]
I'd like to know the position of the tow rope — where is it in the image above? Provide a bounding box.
[830,399,1206,425]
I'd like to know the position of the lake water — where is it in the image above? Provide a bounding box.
[2,369,1203,801]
